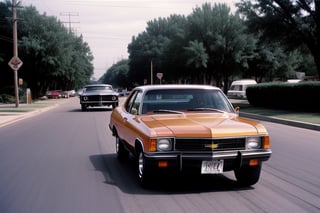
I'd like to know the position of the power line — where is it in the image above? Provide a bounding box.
[60,12,80,33]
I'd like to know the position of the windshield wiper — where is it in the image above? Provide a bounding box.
[152,109,184,114]
[187,108,226,113]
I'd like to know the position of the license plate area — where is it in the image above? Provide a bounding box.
[201,160,224,174]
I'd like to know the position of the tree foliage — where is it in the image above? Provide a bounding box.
[127,3,293,90]
[236,0,320,79]
[100,59,130,88]
[123,2,317,89]
[184,40,208,69]
[0,3,93,98]
[187,3,257,89]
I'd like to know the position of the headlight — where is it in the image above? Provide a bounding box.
[157,138,172,151]
[246,137,261,149]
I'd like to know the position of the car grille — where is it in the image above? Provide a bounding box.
[82,95,117,102]
[175,138,246,151]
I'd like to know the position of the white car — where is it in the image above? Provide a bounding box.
[227,79,257,99]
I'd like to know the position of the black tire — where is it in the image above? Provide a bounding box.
[116,136,129,160]
[137,151,151,187]
[112,102,118,109]
[81,104,87,111]
[234,164,262,187]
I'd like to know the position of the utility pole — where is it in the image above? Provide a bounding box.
[150,60,153,85]
[8,0,22,107]
[60,12,79,33]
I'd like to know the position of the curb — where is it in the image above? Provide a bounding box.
[240,112,320,131]
[0,104,58,128]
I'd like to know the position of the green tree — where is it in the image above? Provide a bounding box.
[187,3,256,90]
[0,4,93,99]
[128,15,190,85]
[100,59,130,88]
[18,6,93,97]
[0,0,14,88]
[184,40,208,83]
[236,0,320,79]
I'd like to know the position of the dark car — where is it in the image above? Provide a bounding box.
[79,84,119,111]
[109,85,271,187]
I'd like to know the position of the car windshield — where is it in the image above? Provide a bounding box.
[85,86,112,91]
[141,89,234,114]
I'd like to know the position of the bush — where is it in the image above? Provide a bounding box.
[0,94,15,103]
[246,82,320,112]
[0,86,25,103]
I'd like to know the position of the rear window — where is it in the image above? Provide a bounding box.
[230,85,243,91]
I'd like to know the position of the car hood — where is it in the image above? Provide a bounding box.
[82,90,117,96]
[140,113,267,138]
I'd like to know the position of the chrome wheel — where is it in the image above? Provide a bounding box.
[116,136,120,154]
[115,136,128,160]
[138,152,144,179]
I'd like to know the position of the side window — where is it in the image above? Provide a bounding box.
[125,90,143,115]
[132,92,143,115]
[125,91,138,112]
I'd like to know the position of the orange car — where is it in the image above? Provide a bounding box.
[109,85,271,187]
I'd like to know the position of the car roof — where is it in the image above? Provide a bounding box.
[134,84,221,92]
[230,80,257,85]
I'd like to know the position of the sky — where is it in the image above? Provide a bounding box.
[20,0,237,79]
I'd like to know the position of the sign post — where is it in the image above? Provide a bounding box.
[156,73,163,84]
[8,0,22,107]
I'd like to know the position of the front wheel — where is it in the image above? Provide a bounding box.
[234,164,262,187]
[112,102,119,109]
[116,136,129,160]
[137,151,151,187]
[81,104,87,111]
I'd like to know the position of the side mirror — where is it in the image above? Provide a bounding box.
[234,106,240,116]
[131,108,138,115]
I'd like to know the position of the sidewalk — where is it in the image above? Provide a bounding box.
[0,98,66,127]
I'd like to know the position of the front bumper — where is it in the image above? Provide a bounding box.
[80,100,118,106]
[143,149,272,174]
[80,94,118,106]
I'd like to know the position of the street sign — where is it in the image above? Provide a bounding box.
[156,72,163,80]
[8,56,23,70]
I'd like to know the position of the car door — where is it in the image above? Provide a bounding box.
[118,90,143,148]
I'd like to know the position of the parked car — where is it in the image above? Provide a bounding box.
[46,90,62,99]
[227,79,257,99]
[79,84,119,111]
[116,88,130,96]
[109,85,271,187]
[61,91,70,98]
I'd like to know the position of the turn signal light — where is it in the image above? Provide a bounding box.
[263,136,270,149]
[249,159,259,166]
[149,139,157,152]
[158,161,168,168]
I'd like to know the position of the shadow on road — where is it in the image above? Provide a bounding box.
[89,154,253,194]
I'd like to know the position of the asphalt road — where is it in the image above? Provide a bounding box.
[0,98,319,213]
